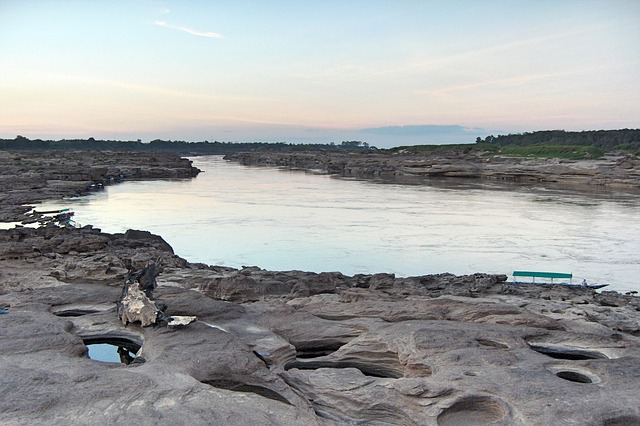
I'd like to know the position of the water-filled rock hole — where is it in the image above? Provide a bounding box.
[82,336,143,365]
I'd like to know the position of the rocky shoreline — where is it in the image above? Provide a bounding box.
[0,150,200,222]
[224,150,640,190]
[1,150,640,425]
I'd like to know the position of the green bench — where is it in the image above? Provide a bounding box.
[512,271,572,284]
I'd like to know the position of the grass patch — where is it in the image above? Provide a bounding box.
[499,145,603,159]
[387,143,499,155]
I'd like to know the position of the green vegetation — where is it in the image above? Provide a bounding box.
[383,130,639,158]
[387,143,499,155]
[1,129,638,159]
[0,137,375,155]
[476,129,640,153]
[498,145,604,159]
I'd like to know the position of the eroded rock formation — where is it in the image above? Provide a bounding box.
[1,150,640,424]
[225,151,640,189]
[1,226,639,425]
[0,150,201,222]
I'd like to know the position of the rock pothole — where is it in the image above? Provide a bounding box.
[546,366,601,384]
[476,338,509,350]
[81,335,143,365]
[52,304,113,317]
[200,379,291,405]
[555,370,594,383]
[528,343,609,360]
[602,415,640,426]
[437,396,508,426]
[284,360,404,379]
[54,309,102,317]
[294,340,347,359]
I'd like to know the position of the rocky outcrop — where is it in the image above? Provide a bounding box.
[0,150,201,222]
[225,151,640,189]
[1,226,639,424]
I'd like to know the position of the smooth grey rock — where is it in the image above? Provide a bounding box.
[2,150,640,424]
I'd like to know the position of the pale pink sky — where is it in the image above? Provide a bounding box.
[1,1,638,147]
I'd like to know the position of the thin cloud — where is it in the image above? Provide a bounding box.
[364,23,617,80]
[423,64,627,98]
[359,124,482,136]
[155,20,223,39]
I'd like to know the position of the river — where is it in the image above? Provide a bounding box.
[34,156,640,293]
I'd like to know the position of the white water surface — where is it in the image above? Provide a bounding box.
[34,156,640,293]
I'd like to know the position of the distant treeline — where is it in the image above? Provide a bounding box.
[0,136,374,154]
[2,129,639,156]
[476,129,640,152]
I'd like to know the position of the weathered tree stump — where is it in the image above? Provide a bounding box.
[117,261,161,326]
[116,260,196,327]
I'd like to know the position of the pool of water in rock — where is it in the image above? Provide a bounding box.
[33,156,640,293]
[86,343,136,364]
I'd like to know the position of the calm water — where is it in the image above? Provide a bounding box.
[87,343,128,363]
[34,156,640,293]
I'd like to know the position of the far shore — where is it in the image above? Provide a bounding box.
[223,149,640,190]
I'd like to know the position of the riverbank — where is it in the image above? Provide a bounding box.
[224,150,640,189]
[0,150,200,222]
[1,150,639,425]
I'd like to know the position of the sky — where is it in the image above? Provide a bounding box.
[1,0,639,148]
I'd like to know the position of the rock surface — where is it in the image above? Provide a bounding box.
[224,151,640,190]
[2,225,640,425]
[1,150,640,425]
[0,150,200,222]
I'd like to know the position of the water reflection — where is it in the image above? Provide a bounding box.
[34,156,640,293]
[86,343,138,364]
